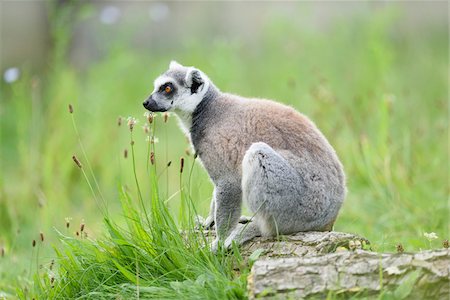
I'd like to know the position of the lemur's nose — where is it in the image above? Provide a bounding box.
[143,99,149,108]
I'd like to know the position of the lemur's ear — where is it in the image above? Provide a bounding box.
[185,68,204,94]
[169,60,183,69]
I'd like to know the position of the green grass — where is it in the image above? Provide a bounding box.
[0,3,448,299]
[21,125,248,299]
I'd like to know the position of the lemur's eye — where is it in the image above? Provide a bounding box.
[165,85,172,93]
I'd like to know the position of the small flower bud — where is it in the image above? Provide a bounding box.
[124,149,128,159]
[80,223,85,232]
[117,116,122,126]
[443,240,449,248]
[72,155,82,168]
[68,104,73,114]
[185,148,191,156]
[163,112,169,123]
[396,244,404,253]
[40,232,44,242]
[167,161,172,167]
[32,240,36,247]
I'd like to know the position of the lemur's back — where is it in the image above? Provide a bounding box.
[192,93,345,195]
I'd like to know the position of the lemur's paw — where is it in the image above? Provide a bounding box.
[239,215,252,224]
[194,215,215,230]
[210,238,219,253]
[196,215,249,230]
[203,215,215,229]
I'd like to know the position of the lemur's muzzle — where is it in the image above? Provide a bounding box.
[143,96,167,112]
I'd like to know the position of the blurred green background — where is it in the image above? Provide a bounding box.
[0,1,448,296]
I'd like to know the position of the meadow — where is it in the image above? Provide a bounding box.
[0,3,448,299]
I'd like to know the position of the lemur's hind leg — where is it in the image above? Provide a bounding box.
[241,142,308,238]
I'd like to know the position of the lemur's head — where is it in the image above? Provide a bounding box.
[143,61,210,113]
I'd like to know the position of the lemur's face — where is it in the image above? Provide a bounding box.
[143,61,208,113]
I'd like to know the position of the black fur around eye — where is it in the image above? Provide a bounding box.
[159,82,175,95]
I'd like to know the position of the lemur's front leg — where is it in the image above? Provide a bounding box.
[202,196,215,229]
[210,180,242,252]
[202,195,250,230]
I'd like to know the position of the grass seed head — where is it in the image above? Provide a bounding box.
[40,232,44,242]
[80,223,85,232]
[163,112,169,123]
[127,117,138,131]
[142,123,150,134]
[396,244,404,253]
[72,155,82,168]
[167,161,172,167]
[68,104,73,114]
[117,116,122,126]
[144,111,154,124]
[150,152,155,165]
[65,217,71,229]
[32,240,36,247]
[180,157,184,173]
[124,149,128,158]
[443,239,449,248]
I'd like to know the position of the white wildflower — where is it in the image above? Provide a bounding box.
[3,67,20,83]
[146,136,159,144]
[149,3,169,23]
[424,232,438,240]
[100,6,121,25]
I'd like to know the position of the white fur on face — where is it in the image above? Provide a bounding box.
[173,79,209,113]
[173,78,210,133]
[152,62,212,132]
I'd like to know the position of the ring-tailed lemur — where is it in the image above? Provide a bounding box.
[143,61,346,251]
